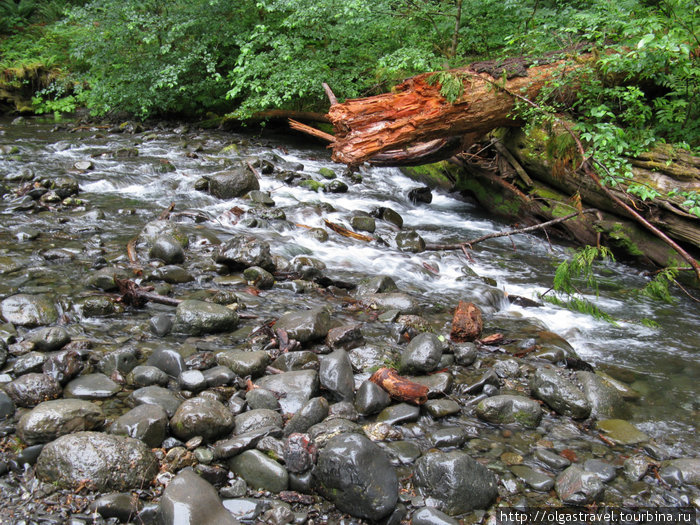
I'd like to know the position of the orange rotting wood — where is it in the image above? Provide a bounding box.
[369,367,429,405]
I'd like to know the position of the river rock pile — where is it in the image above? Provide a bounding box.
[0,125,698,524]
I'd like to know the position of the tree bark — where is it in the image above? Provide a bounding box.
[327,54,586,166]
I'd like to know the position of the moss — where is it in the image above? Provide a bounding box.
[400,161,457,191]
[300,179,324,192]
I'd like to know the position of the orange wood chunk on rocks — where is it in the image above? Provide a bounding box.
[449,301,483,342]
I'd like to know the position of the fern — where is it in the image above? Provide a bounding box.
[639,267,678,303]
[427,71,465,104]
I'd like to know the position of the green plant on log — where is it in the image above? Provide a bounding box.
[639,267,679,303]
[427,71,467,103]
[540,246,619,324]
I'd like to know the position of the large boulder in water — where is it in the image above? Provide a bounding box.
[36,431,158,491]
[530,367,591,419]
[0,294,58,328]
[215,235,275,272]
[174,300,239,335]
[17,399,104,445]
[313,433,398,521]
[413,450,498,515]
[275,307,330,344]
[207,164,259,199]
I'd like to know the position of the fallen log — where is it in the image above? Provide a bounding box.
[369,367,429,405]
[327,52,587,166]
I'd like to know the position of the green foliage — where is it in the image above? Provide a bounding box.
[639,267,679,303]
[541,246,619,324]
[427,72,465,104]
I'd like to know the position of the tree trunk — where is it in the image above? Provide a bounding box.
[327,53,587,166]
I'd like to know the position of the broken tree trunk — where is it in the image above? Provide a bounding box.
[327,53,587,166]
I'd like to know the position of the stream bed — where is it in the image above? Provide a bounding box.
[0,117,698,523]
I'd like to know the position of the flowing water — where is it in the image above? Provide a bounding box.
[1,117,698,459]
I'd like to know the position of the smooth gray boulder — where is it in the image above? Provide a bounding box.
[254,370,319,414]
[229,450,288,493]
[4,373,62,407]
[17,399,104,445]
[109,404,169,448]
[216,235,274,271]
[275,308,330,344]
[475,394,542,428]
[175,300,239,335]
[530,367,591,419]
[413,451,498,515]
[399,333,443,374]
[170,397,234,442]
[159,468,240,525]
[313,433,398,521]
[555,465,605,504]
[0,294,58,327]
[319,349,354,402]
[208,165,259,199]
[36,432,158,491]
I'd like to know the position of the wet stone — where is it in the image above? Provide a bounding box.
[313,433,398,521]
[170,397,235,442]
[400,332,443,374]
[272,351,319,371]
[64,373,120,399]
[493,358,520,378]
[216,349,270,377]
[275,307,330,344]
[555,465,605,504]
[13,351,47,375]
[26,326,70,352]
[510,465,555,492]
[326,324,364,350]
[36,431,158,491]
[395,230,425,252]
[202,365,237,387]
[214,426,283,459]
[175,300,239,335]
[42,349,83,384]
[373,207,403,228]
[128,365,169,387]
[78,296,121,317]
[229,449,289,493]
[364,293,420,314]
[530,367,591,419]
[284,396,329,436]
[357,275,398,296]
[255,370,319,415]
[429,427,469,449]
[179,370,207,392]
[535,448,571,470]
[576,371,628,419]
[222,498,263,521]
[0,294,59,328]
[284,433,317,473]
[354,380,391,416]
[584,458,618,483]
[424,399,461,418]
[153,265,193,283]
[149,235,185,264]
[92,493,140,523]
[660,458,700,486]
[319,349,354,402]
[453,343,477,366]
[216,235,275,271]
[129,385,183,417]
[414,450,499,515]
[109,403,169,448]
[4,373,62,407]
[411,372,452,398]
[147,347,186,377]
[17,398,104,446]
[383,440,422,466]
[246,388,280,410]
[235,408,283,434]
[98,347,138,377]
[411,507,460,525]
[376,403,421,426]
[476,395,542,428]
[623,455,653,481]
[595,419,649,445]
[0,391,14,420]
[351,215,376,233]
[149,314,173,337]
[159,468,239,525]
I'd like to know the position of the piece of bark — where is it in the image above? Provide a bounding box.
[450,301,483,342]
[369,367,429,405]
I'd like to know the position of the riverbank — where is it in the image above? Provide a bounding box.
[0,117,698,523]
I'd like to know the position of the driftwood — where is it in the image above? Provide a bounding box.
[369,367,429,405]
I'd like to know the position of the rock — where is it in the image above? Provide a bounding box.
[555,465,605,504]
[376,403,421,426]
[128,365,169,387]
[98,347,138,377]
[660,458,700,486]
[208,165,260,199]
[0,391,15,420]
[213,426,283,459]
[216,235,274,271]
[408,186,433,204]
[584,458,618,482]
[13,351,47,375]
[152,265,193,284]
[243,266,275,289]
[364,293,420,314]
[319,349,354,402]
[511,465,555,492]
[595,419,649,445]
[234,409,283,434]
[449,301,483,342]
[357,275,398,296]
[170,397,235,442]
[36,431,158,491]
[73,160,94,171]
[413,450,498,515]
[411,372,452,398]
[26,326,70,352]
[17,399,103,445]
[622,455,652,481]
[147,347,186,377]
[0,294,58,327]
[245,388,280,410]
[412,507,460,525]
[372,207,404,228]
[530,368,591,419]
[92,493,141,523]
[576,371,628,419]
[275,308,330,344]
[216,349,270,377]
[395,230,425,252]
[272,351,319,372]
[42,349,83,384]
[284,397,329,436]
[149,314,173,336]
[254,371,319,415]
[229,449,289,492]
[77,296,121,317]
[313,433,398,520]
[110,404,169,448]
[399,333,443,374]
[429,427,470,448]
[203,365,237,387]
[175,300,239,335]
[424,399,461,419]
[129,386,183,417]
[475,395,542,428]
[453,343,477,366]
[354,380,391,416]
[318,167,336,179]
[284,433,317,473]
[351,215,376,233]
[149,235,185,264]
[324,180,348,193]
[326,324,364,350]
[159,468,239,525]
[534,448,571,470]
[4,373,62,407]
[64,373,120,399]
